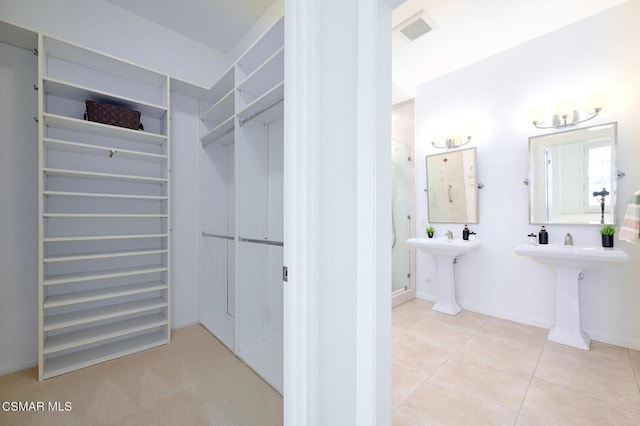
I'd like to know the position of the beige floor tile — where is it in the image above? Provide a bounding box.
[435,353,532,410]
[392,334,453,375]
[393,316,476,350]
[517,378,640,426]
[392,359,432,409]
[543,340,636,379]
[393,377,518,426]
[630,349,640,383]
[535,345,640,414]
[428,309,489,331]
[393,300,434,323]
[476,317,547,350]
[458,333,542,375]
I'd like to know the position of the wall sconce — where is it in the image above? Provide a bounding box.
[431,135,472,149]
[529,94,606,129]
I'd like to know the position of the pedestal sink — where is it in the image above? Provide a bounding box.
[515,244,629,350]
[407,238,481,315]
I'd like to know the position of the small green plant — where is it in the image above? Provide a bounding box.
[600,225,616,236]
[426,226,435,238]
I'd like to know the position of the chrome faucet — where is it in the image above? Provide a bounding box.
[445,229,453,240]
[564,233,574,246]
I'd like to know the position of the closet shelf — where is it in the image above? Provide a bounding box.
[237,81,284,126]
[42,330,167,379]
[44,249,167,263]
[43,233,167,243]
[202,67,235,106]
[43,113,167,144]
[43,78,167,119]
[43,213,168,219]
[236,17,284,79]
[201,116,235,147]
[43,313,167,355]
[44,297,168,332]
[44,36,167,91]
[44,138,167,162]
[237,47,284,98]
[43,265,168,286]
[44,281,167,308]
[43,167,167,184]
[43,191,167,201]
[200,88,234,124]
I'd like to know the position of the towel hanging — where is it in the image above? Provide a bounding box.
[619,190,640,244]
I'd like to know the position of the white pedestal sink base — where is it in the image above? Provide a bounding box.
[432,256,461,316]
[548,266,591,350]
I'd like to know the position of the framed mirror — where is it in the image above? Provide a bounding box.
[529,122,617,225]
[426,147,478,223]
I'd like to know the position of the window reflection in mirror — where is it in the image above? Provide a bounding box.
[426,147,478,224]
[529,123,617,225]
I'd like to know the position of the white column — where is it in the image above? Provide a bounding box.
[284,0,392,424]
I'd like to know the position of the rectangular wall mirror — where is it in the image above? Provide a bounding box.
[426,147,478,224]
[529,122,617,225]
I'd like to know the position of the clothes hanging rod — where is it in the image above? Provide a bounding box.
[238,98,284,126]
[239,237,284,247]
[202,232,234,240]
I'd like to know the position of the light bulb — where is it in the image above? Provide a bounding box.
[589,93,606,112]
[556,101,573,118]
[528,108,543,124]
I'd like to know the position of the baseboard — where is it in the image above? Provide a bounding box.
[0,358,37,377]
[415,291,435,302]
[392,288,416,308]
[171,318,200,330]
[457,300,553,330]
[584,330,640,351]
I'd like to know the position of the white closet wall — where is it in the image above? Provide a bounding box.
[38,34,171,379]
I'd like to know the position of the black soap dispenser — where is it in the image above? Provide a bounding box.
[462,224,470,241]
[538,226,549,245]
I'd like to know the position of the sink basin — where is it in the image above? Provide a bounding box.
[515,244,629,350]
[407,238,481,257]
[407,238,481,315]
[514,244,629,270]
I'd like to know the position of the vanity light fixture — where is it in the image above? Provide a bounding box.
[431,135,472,149]
[530,94,606,129]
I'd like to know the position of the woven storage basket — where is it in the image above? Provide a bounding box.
[85,100,141,130]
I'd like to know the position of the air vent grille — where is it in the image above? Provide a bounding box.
[400,17,432,41]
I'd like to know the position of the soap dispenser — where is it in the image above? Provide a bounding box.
[538,226,549,245]
[462,224,470,241]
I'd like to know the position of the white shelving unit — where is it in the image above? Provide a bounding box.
[38,34,171,380]
[199,16,285,393]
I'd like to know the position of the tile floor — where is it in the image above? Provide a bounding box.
[392,299,640,425]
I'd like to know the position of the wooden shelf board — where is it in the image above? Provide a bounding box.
[43,213,167,219]
[44,78,167,119]
[200,88,234,124]
[43,330,167,379]
[44,138,166,162]
[43,313,167,355]
[44,233,167,243]
[44,265,168,286]
[43,113,167,145]
[237,47,284,98]
[45,249,167,264]
[237,81,284,126]
[44,281,167,308]
[43,167,167,184]
[44,297,167,331]
[43,191,167,201]
[201,116,235,147]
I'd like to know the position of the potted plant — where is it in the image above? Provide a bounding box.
[426,226,435,238]
[600,225,616,248]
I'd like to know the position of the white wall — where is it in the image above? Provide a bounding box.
[0,0,230,87]
[414,0,640,349]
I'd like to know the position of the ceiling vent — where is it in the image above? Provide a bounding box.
[394,10,435,42]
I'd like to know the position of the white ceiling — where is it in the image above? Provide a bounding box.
[105,0,274,53]
[392,0,630,103]
[106,0,628,104]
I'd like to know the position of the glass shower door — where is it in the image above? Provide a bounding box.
[392,139,412,293]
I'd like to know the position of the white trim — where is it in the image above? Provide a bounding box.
[0,359,38,377]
